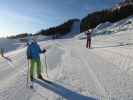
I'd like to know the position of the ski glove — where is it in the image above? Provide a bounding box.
[42,49,46,53]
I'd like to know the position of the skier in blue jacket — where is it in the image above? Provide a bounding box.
[27,36,46,81]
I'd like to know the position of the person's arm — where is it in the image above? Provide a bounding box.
[37,44,47,53]
[41,49,46,53]
[39,47,46,53]
[27,46,31,59]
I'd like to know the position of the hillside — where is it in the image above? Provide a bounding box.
[80,0,133,32]
[35,19,80,38]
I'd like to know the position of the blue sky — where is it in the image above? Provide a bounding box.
[0,0,120,37]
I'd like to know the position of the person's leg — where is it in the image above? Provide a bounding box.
[37,59,45,80]
[1,48,4,57]
[86,40,89,48]
[89,39,91,48]
[36,59,42,77]
[30,60,36,81]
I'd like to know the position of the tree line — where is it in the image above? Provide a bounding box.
[80,1,133,32]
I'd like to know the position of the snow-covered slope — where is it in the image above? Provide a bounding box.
[0,16,133,100]
[61,20,80,39]
[77,15,133,39]
[0,38,25,53]
[93,22,112,32]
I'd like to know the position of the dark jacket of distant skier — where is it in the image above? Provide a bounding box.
[86,30,92,48]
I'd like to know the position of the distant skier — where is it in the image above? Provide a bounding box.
[0,48,4,57]
[0,48,12,62]
[27,36,46,82]
[86,29,92,48]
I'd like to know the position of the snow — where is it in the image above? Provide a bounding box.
[93,22,112,32]
[0,16,133,100]
[0,38,25,53]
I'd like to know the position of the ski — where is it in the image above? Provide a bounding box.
[42,79,53,84]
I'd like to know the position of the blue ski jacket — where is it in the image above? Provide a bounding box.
[27,42,46,59]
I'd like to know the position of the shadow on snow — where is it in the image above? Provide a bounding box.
[34,79,97,100]
[93,43,133,49]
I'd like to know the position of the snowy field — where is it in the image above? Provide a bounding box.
[0,38,24,53]
[0,16,133,100]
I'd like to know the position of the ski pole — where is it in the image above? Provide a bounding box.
[44,55,48,77]
[26,60,30,87]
